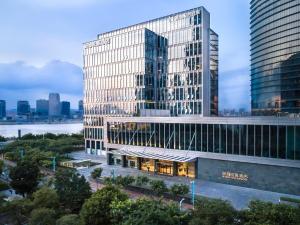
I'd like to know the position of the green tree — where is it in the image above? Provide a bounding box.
[241,200,300,225]
[80,185,128,225]
[9,160,40,197]
[56,214,82,225]
[0,159,4,174]
[0,135,5,142]
[111,198,190,225]
[5,198,34,225]
[29,208,56,225]
[189,198,237,225]
[91,167,103,180]
[149,179,168,196]
[170,183,189,197]
[135,175,149,187]
[54,169,91,213]
[32,187,59,209]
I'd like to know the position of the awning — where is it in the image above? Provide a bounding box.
[111,147,197,163]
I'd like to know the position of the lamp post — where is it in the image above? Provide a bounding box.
[179,198,185,211]
[51,157,56,172]
[190,180,195,209]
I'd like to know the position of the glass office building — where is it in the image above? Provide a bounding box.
[250,0,300,115]
[84,7,218,155]
[84,7,300,194]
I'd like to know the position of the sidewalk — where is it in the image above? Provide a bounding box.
[71,151,300,209]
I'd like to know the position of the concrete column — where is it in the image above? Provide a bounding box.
[121,155,127,167]
[107,153,113,165]
[137,157,142,170]
[173,161,178,176]
[194,158,198,179]
[154,159,159,174]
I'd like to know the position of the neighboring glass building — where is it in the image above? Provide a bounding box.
[250,0,300,115]
[49,93,61,117]
[17,101,30,116]
[61,101,71,118]
[84,7,218,154]
[0,100,6,119]
[36,99,49,116]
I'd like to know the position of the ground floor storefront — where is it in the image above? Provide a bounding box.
[107,154,197,179]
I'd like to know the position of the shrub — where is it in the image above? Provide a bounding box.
[0,181,9,191]
[115,175,135,187]
[149,180,168,196]
[170,183,189,197]
[103,177,113,185]
[91,167,103,180]
[29,208,56,225]
[135,175,149,187]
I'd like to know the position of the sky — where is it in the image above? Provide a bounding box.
[0,0,251,110]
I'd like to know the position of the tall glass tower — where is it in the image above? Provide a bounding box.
[83,7,218,155]
[250,0,300,115]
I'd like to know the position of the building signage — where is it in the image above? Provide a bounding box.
[169,9,200,22]
[222,171,248,181]
[86,38,110,48]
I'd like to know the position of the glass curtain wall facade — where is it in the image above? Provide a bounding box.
[83,7,218,154]
[250,0,300,115]
[107,121,300,160]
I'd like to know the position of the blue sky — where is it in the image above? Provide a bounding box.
[0,0,251,110]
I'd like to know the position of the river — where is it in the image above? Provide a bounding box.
[0,123,83,138]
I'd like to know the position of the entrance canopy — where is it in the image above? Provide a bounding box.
[111,147,197,163]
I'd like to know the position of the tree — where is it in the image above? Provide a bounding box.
[6,198,34,225]
[135,175,149,187]
[32,187,59,209]
[111,198,190,225]
[170,183,189,198]
[240,200,300,225]
[54,169,91,213]
[29,208,56,225]
[9,160,40,197]
[80,185,128,225]
[56,214,83,225]
[0,159,4,175]
[115,175,135,187]
[189,198,237,225]
[0,135,6,142]
[149,179,168,196]
[91,167,103,180]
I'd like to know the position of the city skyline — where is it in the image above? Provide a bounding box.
[0,0,250,110]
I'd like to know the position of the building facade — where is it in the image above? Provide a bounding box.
[84,7,218,155]
[250,0,300,115]
[49,93,61,117]
[61,101,71,117]
[0,100,6,119]
[36,99,49,116]
[17,101,30,116]
[83,6,300,195]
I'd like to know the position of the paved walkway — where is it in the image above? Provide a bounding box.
[70,151,300,209]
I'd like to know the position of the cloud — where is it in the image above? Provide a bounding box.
[219,67,251,111]
[0,60,83,109]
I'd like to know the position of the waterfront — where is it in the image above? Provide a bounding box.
[0,123,83,137]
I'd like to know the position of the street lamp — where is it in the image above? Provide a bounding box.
[179,198,185,211]
[190,180,195,209]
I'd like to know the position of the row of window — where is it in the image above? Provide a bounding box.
[107,122,300,160]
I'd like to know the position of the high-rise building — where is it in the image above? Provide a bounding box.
[17,101,30,116]
[84,7,218,154]
[61,101,70,117]
[83,7,300,195]
[48,93,60,117]
[250,0,300,115]
[78,100,83,112]
[36,99,49,116]
[0,100,6,119]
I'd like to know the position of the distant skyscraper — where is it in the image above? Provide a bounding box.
[61,101,70,117]
[17,101,30,116]
[78,100,83,112]
[250,0,300,115]
[0,100,6,119]
[36,99,49,116]
[49,93,60,117]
